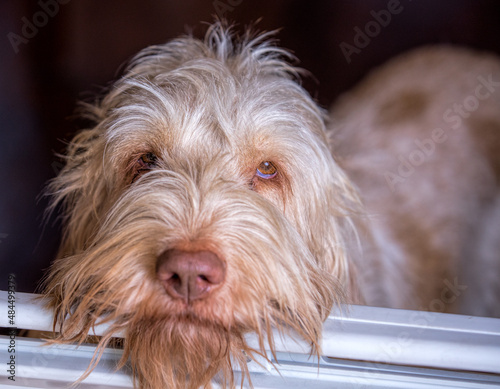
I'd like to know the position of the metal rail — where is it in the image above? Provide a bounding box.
[1,291,499,388]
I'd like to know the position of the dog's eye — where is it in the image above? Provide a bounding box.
[138,152,158,169]
[256,161,277,179]
[132,152,158,182]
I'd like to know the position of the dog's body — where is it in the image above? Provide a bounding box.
[43,23,500,388]
[331,46,500,317]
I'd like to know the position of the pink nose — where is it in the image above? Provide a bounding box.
[157,249,225,303]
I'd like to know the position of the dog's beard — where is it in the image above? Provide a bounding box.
[49,292,316,389]
[124,314,252,389]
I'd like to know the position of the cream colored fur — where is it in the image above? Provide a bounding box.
[43,22,500,388]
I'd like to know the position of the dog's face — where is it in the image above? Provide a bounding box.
[44,24,357,388]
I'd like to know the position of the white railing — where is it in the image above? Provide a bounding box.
[1,291,499,388]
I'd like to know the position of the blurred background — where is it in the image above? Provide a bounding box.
[1,0,500,292]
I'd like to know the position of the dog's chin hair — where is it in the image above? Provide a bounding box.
[46,288,324,389]
[44,269,331,388]
[124,316,251,389]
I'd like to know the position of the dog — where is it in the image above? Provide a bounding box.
[42,22,500,388]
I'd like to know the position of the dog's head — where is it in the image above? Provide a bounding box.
[44,22,359,388]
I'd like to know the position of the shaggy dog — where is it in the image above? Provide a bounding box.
[43,22,500,388]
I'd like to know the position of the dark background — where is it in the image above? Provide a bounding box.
[1,0,500,292]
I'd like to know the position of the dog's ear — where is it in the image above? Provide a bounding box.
[302,136,363,307]
[315,126,365,305]
[47,125,109,257]
[317,172,362,306]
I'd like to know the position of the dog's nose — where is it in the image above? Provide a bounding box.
[156,249,225,303]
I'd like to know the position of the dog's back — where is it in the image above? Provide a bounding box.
[330,46,500,317]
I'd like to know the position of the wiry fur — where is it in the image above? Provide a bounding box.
[43,23,359,388]
[43,22,500,388]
